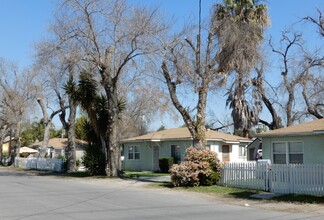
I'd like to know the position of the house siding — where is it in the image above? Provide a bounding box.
[123,139,249,171]
[262,135,324,164]
[2,140,17,155]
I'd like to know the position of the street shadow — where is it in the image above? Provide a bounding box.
[228,191,262,200]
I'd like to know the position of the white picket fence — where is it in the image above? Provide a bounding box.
[220,162,324,195]
[14,157,63,172]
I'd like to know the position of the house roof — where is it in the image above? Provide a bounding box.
[19,146,38,154]
[30,138,88,150]
[258,118,324,137]
[122,127,251,143]
[3,136,16,143]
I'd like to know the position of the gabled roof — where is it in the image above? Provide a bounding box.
[3,136,16,143]
[258,118,324,137]
[30,138,88,150]
[123,127,251,143]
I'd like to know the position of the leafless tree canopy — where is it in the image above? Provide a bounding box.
[49,0,168,176]
[0,58,37,161]
[269,30,323,126]
[304,8,324,37]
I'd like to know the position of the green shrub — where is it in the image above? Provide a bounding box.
[76,159,81,168]
[56,155,67,172]
[170,147,221,187]
[159,157,174,173]
[82,144,106,176]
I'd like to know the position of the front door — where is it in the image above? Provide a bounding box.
[222,145,230,162]
[152,145,160,171]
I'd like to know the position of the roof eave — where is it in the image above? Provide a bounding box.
[122,137,251,144]
[258,131,324,137]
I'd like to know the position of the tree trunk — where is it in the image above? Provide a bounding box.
[301,83,323,119]
[9,123,22,165]
[102,72,121,177]
[66,123,76,172]
[0,126,7,164]
[106,111,121,176]
[161,61,207,150]
[61,64,78,173]
[285,87,295,127]
[253,69,283,130]
[42,122,51,157]
[194,86,207,149]
[232,74,249,137]
[37,98,51,157]
[107,125,120,177]
[64,101,77,172]
[0,140,2,164]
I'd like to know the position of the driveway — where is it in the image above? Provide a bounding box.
[0,167,323,220]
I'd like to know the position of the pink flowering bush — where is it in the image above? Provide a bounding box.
[170,147,221,187]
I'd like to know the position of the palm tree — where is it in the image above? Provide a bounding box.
[213,0,270,137]
[64,70,126,175]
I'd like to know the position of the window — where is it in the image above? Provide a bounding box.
[289,142,303,164]
[128,146,140,160]
[238,145,246,156]
[273,142,286,164]
[171,145,181,163]
[273,142,303,164]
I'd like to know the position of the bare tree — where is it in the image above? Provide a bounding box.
[0,58,36,163]
[34,39,79,171]
[53,0,167,176]
[252,63,283,130]
[270,31,324,126]
[0,103,10,163]
[161,9,220,148]
[118,73,173,138]
[35,97,68,157]
[299,51,324,119]
[303,8,324,37]
[302,8,324,118]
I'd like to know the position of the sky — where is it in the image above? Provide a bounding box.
[0,0,323,130]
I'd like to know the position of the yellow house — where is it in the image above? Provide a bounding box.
[30,138,87,160]
[2,137,17,155]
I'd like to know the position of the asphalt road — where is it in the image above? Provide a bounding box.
[0,167,323,220]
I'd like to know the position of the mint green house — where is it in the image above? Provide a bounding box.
[258,118,324,164]
[121,127,251,171]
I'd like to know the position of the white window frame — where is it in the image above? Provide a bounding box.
[128,145,140,160]
[238,144,246,157]
[272,141,303,164]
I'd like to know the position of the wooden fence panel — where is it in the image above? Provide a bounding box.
[14,157,63,172]
[221,162,269,191]
[221,162,324,195]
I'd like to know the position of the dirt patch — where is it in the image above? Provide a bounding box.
[219,197,324,215]
[140,182,324,216]
[179,191,324,216]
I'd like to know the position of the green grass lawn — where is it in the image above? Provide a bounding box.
[152,182,261,199]
[121,171,170,178]
[179,185,261,199]
[150,181,324,204]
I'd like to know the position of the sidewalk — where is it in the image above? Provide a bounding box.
[128,175,171,183]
